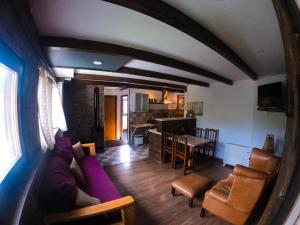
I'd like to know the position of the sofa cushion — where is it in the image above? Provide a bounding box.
[72,141,86,161]
[75,187,101,207]
[41,153,77,212]
[79,156,121,202]
[70,157,85,186]
[53,136,73,163]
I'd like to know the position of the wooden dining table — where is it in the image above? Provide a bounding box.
[177,134,210,171]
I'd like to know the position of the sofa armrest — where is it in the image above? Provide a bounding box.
[81,143,96,156]
[44,196,135,225]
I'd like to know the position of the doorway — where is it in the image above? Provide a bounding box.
[104,95,117,141]
[121,95,128,144]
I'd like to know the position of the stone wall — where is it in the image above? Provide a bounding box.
[63,82,104,146]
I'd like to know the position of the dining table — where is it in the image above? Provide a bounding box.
[176,134,210,172]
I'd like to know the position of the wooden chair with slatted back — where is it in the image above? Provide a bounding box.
[163,132,175,168]
[191,128,206,162]
[203,129,219,159]
[192,128,206,138]
[173,135,192,174]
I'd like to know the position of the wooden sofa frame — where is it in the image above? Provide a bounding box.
[44,143,135,225]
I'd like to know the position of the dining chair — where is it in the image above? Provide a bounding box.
[192,128,206,162]
[203,129,219,160]
[192,128,206,138]
[173,135,193,174]
[163,132,175,168]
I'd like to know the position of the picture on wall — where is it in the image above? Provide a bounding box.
[188,101,203,116]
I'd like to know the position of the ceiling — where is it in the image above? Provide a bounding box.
[30,0,285,87]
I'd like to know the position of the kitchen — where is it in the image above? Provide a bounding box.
[128,89,186,145]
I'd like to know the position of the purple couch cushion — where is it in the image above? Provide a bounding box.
[79,156,121,202]
[40,153,77,212]
[53,136,73,163]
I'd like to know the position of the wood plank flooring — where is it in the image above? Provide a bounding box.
[104,158,232,225]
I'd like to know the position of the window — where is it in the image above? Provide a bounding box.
[0,63,22,183]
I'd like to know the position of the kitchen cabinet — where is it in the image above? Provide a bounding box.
[135,93,149,112]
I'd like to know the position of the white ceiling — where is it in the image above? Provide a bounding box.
[163,0,285,76]
[31,0,285,84]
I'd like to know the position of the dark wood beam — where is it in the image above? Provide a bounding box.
[102,0,257,80]
[41,36,233,85]
[55,65,209,87]
[117,67,209,87]
[74,73,187,91]
[71,79,185,93]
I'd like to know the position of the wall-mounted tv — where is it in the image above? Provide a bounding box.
[258,81,286,111]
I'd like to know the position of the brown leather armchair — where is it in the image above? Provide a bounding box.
[248,148,280,187]
[200,148,280,225]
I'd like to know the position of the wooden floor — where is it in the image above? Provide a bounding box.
[104,158,233,225]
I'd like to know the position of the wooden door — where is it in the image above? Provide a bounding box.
[121,95,128,142]
[104,96,117,141]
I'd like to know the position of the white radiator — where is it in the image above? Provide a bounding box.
[224,143,250,167]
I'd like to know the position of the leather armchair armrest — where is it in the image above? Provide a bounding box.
[44,196,135,225]
[233,164,267,180]
[226,173,235,184]
[81,143,96,156]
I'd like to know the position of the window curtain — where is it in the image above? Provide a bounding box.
[38,67,67,150]
[52,82,67,133]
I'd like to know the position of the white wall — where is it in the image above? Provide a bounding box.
[104,87,129,139]
[187,75,287,161]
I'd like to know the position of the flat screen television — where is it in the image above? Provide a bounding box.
[258,81,286,110]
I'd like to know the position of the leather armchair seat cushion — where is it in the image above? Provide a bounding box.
[206,179,232,203]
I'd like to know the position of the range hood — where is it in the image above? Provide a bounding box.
[159,90,168,104]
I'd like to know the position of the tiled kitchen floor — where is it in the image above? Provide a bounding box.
[96,144,149,166]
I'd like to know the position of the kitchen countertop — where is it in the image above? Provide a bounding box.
[148,128,162,135]
[155,117,196,122]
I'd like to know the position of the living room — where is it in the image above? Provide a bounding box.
[0,1,300,225]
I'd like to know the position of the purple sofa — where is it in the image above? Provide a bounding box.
[42,141,135,225]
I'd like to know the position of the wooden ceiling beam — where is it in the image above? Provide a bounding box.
[71,79,185,93]
[41,36,233,85]
[63,65,209,87]
[102,0,257,80]
[117,67,209,87]
[74,73,187,91]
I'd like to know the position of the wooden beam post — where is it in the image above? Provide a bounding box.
[257,0,300,224]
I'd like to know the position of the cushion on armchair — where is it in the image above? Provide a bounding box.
[53,136,74,163]
[40,153,77,212]
[70,157,85,186]
[72,141,86,161]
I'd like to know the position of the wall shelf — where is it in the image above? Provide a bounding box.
[257,107,285,113]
